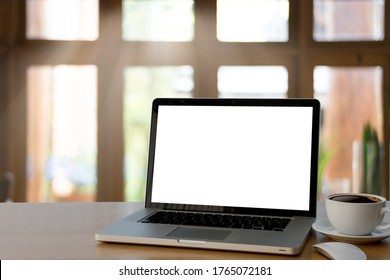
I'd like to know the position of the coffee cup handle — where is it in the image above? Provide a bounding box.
[375,207,390,230]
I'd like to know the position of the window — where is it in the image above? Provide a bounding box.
[217,0,289,42]
[314,0,384,41]
[122,0,194,41]
[26,0,99,40]
[218,66,288,98]
[27,65,97,202]
[124,66,193,201]
[2,0,390,202]
[314,67,383,198]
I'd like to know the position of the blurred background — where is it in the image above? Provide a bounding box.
[0,0,389,202]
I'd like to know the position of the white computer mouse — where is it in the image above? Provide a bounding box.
[313,242,367,260]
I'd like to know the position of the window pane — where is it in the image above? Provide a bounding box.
[27,65,97,202]
[218,66,288,98]
[217,0,289,42]
[314,0,384,41]
[122,0,194,41]
[314,67,383,199]
[26,0,99,40]
[124,66,193,201]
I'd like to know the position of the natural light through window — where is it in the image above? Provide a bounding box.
[26,0,99,40]
[123,66,193,201]
[218,66,288,98]
[314,0,384,41]
[217,0,289,42]
[122,0,194,41]
[314,66,383,199]
[27,65,97,202]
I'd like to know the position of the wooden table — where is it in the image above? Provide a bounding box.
[1,201,389,260]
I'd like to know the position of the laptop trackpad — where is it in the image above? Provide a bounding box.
[167,227,231,241]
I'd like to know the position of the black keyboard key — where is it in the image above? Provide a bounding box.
[140,211,291,231]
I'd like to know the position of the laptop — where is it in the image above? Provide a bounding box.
[96,98,320,255]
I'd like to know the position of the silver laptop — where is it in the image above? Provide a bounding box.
[96,98,320,255]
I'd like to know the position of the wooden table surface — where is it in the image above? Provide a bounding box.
[0,201,389,260]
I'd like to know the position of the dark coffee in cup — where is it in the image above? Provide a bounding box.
[330,194,381,203]
[326,193,390,235]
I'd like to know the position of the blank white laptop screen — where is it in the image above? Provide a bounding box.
[151,105,313,211]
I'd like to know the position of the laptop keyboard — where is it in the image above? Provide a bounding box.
[140,211,291,231]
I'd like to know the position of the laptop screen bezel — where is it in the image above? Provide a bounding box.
[144,98,320,218]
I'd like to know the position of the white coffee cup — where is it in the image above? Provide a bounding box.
[325,193,390,236]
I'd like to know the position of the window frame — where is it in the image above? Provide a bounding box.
[1,0,389,201]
